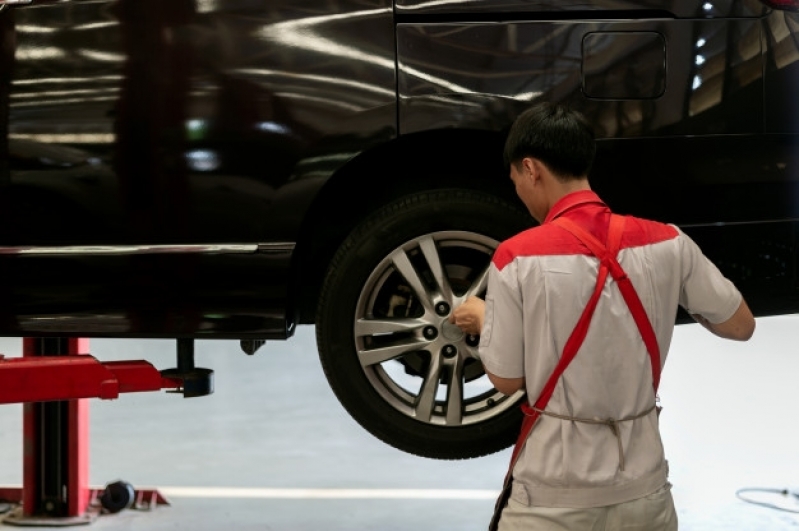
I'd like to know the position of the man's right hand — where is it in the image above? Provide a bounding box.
[449,296,486,336]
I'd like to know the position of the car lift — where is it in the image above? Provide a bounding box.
[0,337,212,526]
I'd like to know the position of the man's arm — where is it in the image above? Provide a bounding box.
[485,370,525,396]
[677,228,756,342]
[450,296,526,395]
[692,299,755,341]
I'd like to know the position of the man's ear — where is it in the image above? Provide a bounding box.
[532,158,554,185]
[523,157,548,186]
[521,157,537,180]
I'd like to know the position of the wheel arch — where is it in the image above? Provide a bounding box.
[291,127,527,325]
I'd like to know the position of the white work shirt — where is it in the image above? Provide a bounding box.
[480,190,742,508]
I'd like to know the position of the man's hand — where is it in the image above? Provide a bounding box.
[449,296,485,336]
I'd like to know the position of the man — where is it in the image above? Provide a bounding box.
[450,102,755,530]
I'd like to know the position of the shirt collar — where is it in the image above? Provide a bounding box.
[543,189,606,224]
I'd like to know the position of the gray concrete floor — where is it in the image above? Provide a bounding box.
[2,318,799,530]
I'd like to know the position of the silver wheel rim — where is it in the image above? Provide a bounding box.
[353,230,524,427]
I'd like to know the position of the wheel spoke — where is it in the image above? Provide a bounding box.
[419,236,454,301]
[357,339,430,367]
[390,248,434,314]
[464,262,490,300]
[462,342,481,360]
[354,317,427,336]
[445,357,464,425]
[414,354,443,423]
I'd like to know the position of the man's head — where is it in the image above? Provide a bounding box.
[503,102,596,181]
[503,102,595,221]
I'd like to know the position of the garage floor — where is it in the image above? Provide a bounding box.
[2,317,799,530]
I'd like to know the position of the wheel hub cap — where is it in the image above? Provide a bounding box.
[440,319,464,342]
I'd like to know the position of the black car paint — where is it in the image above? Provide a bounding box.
[0,0,796,338]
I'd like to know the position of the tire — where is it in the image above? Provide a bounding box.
[316,189,534,460]
[100,480,135,513]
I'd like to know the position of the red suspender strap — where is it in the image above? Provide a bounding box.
[488,214,661,531]
[552,215,662,392]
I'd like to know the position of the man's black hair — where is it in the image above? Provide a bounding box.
[503,102,596,180]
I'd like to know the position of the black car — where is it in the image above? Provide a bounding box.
[0,0,796,460]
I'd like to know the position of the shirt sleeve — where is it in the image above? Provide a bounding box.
[676,227,743,324]
[479,259,525,379]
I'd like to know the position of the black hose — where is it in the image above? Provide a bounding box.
[735,487,799,513]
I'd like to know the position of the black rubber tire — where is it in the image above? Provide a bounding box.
[316,189,534,460]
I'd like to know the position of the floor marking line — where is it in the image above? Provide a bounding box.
[158,487,499,500]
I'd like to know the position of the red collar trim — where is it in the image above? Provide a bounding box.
[543,190,606,224]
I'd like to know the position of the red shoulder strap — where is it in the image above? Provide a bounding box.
[552,215,662,392]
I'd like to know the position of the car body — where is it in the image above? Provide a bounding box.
[0,0,797,459]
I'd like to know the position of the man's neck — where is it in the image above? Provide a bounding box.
[548,178,591,208]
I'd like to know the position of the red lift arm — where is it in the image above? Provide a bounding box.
[0,354,182,404]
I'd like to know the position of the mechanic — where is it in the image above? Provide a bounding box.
[450,102,755,531]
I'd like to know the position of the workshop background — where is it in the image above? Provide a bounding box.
[1,315,799,531]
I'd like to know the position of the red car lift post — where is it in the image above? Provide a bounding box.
[0,337,183,526]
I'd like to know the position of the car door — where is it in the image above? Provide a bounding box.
[0,0,293,336]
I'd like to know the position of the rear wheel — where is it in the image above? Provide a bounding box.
[316,189,533,459]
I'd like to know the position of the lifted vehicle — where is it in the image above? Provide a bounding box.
[0,0,797,460]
